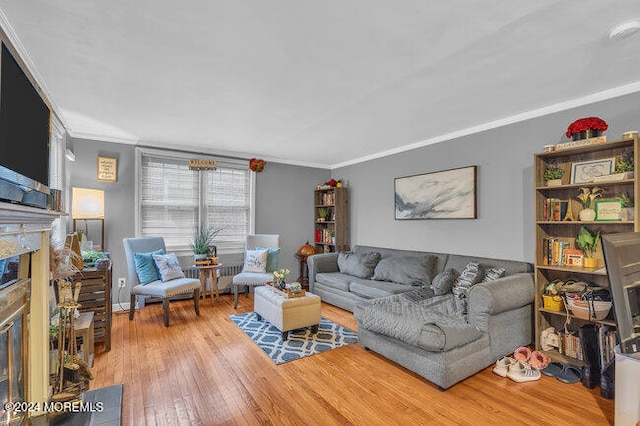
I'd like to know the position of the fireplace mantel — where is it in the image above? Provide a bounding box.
[0,201,60,413]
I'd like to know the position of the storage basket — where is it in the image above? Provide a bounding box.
[566,298,612,320]
[542,294,564,312]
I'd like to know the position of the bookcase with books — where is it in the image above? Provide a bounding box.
[314,187,349,253]
[534,132,639,367]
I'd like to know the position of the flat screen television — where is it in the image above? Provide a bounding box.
[601,232,640,354]
[0,42,51,208]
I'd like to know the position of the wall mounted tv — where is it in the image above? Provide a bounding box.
[0,42,51,208]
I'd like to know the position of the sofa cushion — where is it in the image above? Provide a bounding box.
[451,262,483,316]
[315,272,352,292]
[349,279,415,300]
[431,268,458,296]
[338,251,381,278]
[372,255,435,286]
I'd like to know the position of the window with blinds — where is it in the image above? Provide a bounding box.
[138,148,254,255]
[49,116,66,247]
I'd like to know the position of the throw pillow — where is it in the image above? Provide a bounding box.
[242,249,268,273]
[133,249,164,285]
[451,262,483,317]
[255,246,281,272]
[337,251,381,279]
[430,268,458,296]
[152,253,185,282]
[372,255,436,286]
[481,267,506,283]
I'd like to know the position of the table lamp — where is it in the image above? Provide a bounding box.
[72,187,105,251]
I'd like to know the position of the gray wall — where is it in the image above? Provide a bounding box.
[66,138,330,303]
[333,91,640,263]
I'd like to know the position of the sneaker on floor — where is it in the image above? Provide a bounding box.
[492,356,516,377]
[507,361,541,382]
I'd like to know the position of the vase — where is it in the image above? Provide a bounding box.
[279,281,286,290]
[572,129,602,141]
[622,207,635,221]
[546,179,562,187]
[579,208,596,221]
[583,257,598,268]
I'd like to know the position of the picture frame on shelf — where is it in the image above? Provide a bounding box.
[595,199,623,222]
[570,157,615,184]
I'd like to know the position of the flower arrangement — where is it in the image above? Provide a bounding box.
[566,117,608,138]
[576,187,603,209]
[618,191,634,208]
[615,151,634,173]
[273,268,290,284]
[249,158,266,172]
[543,160,564,181]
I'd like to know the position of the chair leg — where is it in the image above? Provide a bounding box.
[163,298,170,327]
[244,285,249,298]
[233,285,239,309]
[194,288,200,315]
[129,294,136,320]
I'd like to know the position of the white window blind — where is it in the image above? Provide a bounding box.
[49,116,66,247]
[138,148,253,255]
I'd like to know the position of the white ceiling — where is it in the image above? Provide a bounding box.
[1,1,640,168]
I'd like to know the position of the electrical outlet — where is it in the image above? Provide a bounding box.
[118,278,126,288]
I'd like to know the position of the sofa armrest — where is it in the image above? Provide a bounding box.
[467,273,534,331]
[307,253,339,291]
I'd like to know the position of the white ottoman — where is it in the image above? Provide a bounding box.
[254,285,321,340]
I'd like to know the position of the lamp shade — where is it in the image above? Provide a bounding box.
[72,187,105,219]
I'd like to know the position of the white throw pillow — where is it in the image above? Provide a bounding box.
[242,249,268,273]
[152,253,185,282]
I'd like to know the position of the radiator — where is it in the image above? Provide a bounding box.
[184,264,242,293]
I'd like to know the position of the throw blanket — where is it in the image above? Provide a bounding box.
[356,289,483,352]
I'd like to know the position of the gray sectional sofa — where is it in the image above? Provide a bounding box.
[307,245,534,389]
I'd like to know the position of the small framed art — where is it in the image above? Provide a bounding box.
[97,156,117,182]
[595,199,623,221]
[570,158,615,184]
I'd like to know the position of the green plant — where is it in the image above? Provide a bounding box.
[317,207,329,220]
[82,250,107,263]
[618,192,635,208]
[544,161,564,181]
[615,151,634,173]
[189,224,223,255]
[575,226,601,258]
[576,187,603,209]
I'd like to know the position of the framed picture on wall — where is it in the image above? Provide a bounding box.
[97,156,117,182]
[394,166,477,219]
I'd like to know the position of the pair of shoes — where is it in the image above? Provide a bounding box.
[513,347,550,370]
[506,360,541,382]
[492,356,516,377]
[541,361,582,384]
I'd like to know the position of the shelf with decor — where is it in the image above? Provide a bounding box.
[534,131,638,368]
[314,187,349,253]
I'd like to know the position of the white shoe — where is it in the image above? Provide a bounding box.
[492,356,516,377]
[507,360,541,382]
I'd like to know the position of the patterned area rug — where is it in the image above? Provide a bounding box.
[230,312,358,364]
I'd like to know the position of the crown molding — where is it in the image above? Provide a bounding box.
[331,80,640,169]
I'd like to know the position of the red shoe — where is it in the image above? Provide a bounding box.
[528,351,550,370]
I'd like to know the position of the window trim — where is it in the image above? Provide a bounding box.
[135,147,255,255]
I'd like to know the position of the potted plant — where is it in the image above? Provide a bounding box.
[576,187,603,221]
[575,226,601,268]
[618,191,635,221]
[544,161,565,186]
[317,207,329,222]
[614,151,634,179]
[190,223,222,262]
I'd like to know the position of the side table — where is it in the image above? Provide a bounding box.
[75,311,95,367]
[294,253,310,288]
[193,264,222,304]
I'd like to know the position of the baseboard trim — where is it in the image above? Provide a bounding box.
[112,302,130,312]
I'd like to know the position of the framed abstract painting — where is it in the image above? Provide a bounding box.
[395,166,477,219]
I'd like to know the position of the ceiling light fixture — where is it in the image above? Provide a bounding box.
[608,20,640,40]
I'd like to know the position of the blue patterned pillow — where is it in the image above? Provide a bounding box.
[255,246,281,272]
[152,253,185,282]
[133,249,164,285]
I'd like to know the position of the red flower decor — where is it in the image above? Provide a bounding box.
[249,158,266,172]
[324,179,338,187]
[566,117,608,138]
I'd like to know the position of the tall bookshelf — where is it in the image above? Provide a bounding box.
[533,134,639,366]
[314,187,349,253]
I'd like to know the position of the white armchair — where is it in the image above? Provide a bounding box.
[232,234,280,308]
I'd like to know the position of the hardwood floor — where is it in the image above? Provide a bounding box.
[92,294,614,425]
